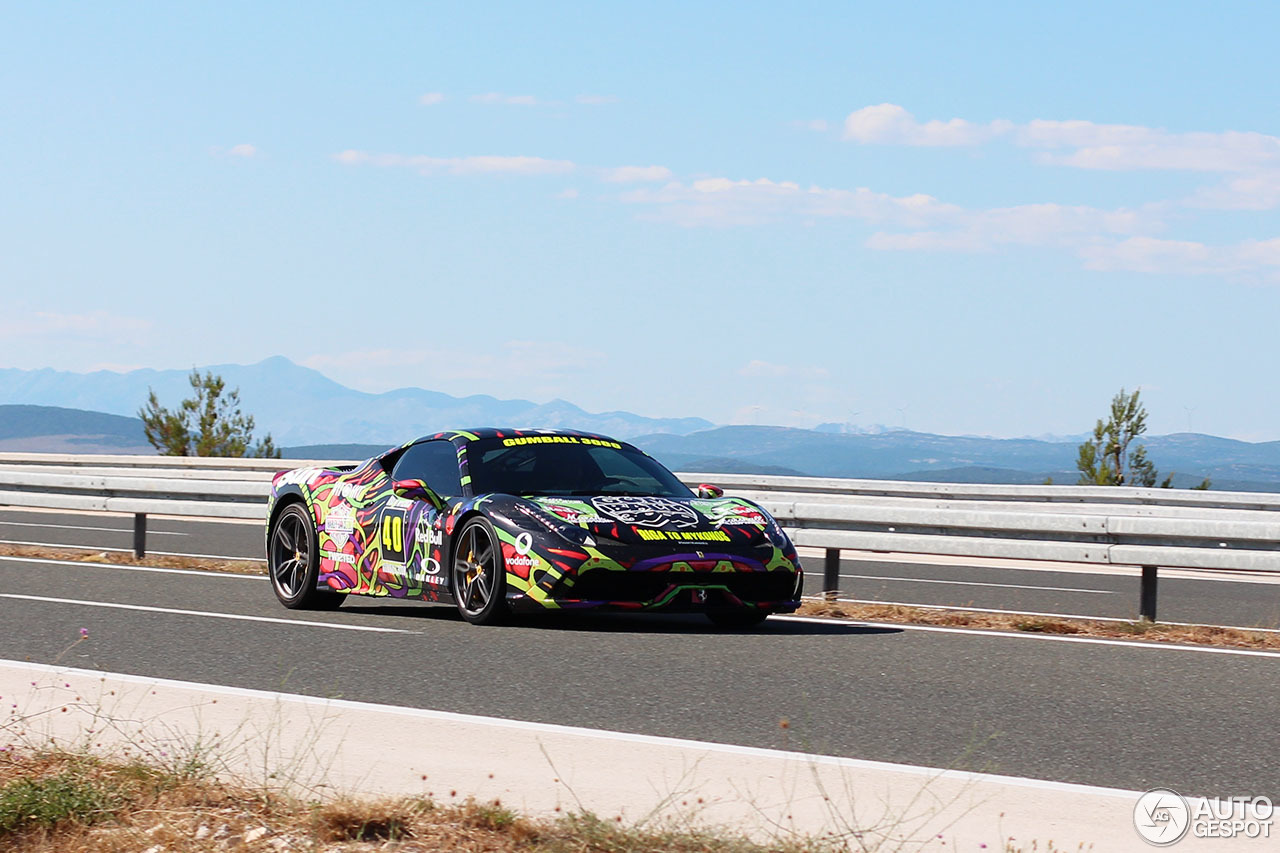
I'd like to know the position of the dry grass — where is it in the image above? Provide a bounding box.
[0,542,266,576]
[0,749,845,853]
[799,599,1280,650]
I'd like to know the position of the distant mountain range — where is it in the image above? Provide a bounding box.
[0,404,153,454]
[4,401,1279,490]
[1,358,1276,489]
[0,358,713,445]
[634,426,1279,490]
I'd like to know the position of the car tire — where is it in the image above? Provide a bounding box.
[452,517,509,625]
[706,610,769,629]
[269,503,345,610]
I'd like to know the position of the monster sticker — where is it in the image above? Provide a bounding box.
[323,504,355,547]
[591,495,701,529]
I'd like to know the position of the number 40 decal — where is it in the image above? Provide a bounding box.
[380,510,406,560]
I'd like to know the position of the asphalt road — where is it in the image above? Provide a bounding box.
[0,553,1277,798]
[0,507,264,560]
[4,507,1280,628]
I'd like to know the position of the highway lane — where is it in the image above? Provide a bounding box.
[0,555,1277,798]
[5,507,1280,629]
[804,562,1280,629]
[0,507,264,560]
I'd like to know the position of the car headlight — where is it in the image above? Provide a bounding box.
[506,505,596,548]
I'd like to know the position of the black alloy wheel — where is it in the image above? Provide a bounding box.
[268,503,345,610]
[452,517,509,625]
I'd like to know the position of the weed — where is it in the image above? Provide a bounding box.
[0,767,119,834]
[461,797,520,831]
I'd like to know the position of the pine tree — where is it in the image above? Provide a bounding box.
[139,370,280,458]
[1076,388,1168,487]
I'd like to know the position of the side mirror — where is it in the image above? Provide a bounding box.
[696,483,724,499]
[393,478,445,510]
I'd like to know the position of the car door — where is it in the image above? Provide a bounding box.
[387,439,464,600]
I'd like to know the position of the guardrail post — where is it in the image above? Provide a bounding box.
[1139,565,1158,622]
[823,548,841,600]
[133,513,147,558]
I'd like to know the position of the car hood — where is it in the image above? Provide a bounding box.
[518,494,772,546]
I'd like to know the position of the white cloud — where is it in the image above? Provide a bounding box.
[620,168,1171,270]
[738,360,789,378]
[1079,237,1222,274]
[336,150,670,186]
[599,165,673,183]
[842,104,1280,176]
[470,92,540,106]
[1018,121,1280,173]
[418,92,445,106]
[871,202,1156,253]
[865,231,991,252]
[839,103,1280,225]
[331,118,1279,278]
[1189,170,1280,210]
[1078,236,1280,276]
[335,150,575,176]
[211,144,258,158]
[575,94,618,105]
[843,103,1011,146]
[622,176,964,227]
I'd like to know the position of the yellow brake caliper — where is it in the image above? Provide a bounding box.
[465,548,482,595]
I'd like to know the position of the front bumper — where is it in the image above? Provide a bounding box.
[506,565,803,613]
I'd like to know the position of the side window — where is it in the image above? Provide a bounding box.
[391,441,463,497]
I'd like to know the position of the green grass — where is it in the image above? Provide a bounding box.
[0,768,120,834]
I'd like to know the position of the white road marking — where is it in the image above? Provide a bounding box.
[0,507,260,525]
[775,614,1280,658]
[0,539,265,562]
[803,595,1280,633]
[0,554,264,579]
[0,657,1145,800]
[836,572,1113,594]
[4,554,1276,641]
[0,593,410,634]
[0,520,187,536]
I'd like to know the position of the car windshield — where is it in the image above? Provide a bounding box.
[466,437,693,498]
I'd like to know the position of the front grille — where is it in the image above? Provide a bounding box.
[563,569,796,603]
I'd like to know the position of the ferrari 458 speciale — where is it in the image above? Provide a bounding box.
[266,428,802,627]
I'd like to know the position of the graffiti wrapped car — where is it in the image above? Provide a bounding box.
[265,428,803,627]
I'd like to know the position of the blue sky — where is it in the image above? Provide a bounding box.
[4,2,1280,439]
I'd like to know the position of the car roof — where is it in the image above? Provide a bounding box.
[405,427,629,446]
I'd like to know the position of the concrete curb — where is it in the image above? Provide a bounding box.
[5,660,1262,851]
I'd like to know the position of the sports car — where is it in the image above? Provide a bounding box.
[265,428,803,626]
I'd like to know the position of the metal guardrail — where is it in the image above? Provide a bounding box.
[701,471,1280,511]
[2,453,1279,622]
